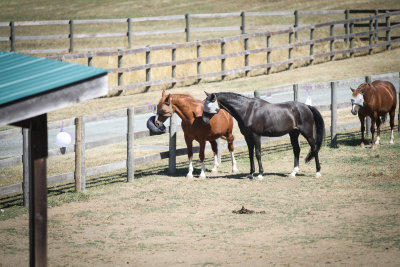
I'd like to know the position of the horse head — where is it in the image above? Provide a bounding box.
[350,86,364,115]
[202,92,220,124]
[155,90,173,128]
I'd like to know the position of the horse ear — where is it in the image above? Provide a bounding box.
[350,87,355,93]
[166,94,171,105]
[204,91,210,97]
[162,89,166,97]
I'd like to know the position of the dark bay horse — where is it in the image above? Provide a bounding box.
[350,80,397,148]
[155,90,239,178]
[202,92,325,180]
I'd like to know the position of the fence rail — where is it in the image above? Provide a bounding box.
[1,9,398,54]
[1,73,399,202]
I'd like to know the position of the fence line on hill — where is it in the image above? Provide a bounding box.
[1,73,399,205]
[43,11,400,94]
[1,9,398,54]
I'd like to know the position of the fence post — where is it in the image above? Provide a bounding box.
[171,43,176,87]
[197,41,201,83]
[244,37,249,76]
[221,37,226,80]
[118,49,123,87]
[310,27,314,65]
[168,113,177,175]
[88,51,93,67]
[241,12,246,34]
[185,14,191,42]
[386,12,391,51]
[349,21,354,58]
[288,31,293,69]
[331,81,337,147]
[69,20,74,53]
[365,76,372,137]
[345,10,349,44]
[369,16,373,55]
[266,35,271,74]
[374,10,379,40]
[75,117,86,192]
[294,10,299,39]
[293,84,298,102]
[22,128,30,207]
[10,21,15,52]
[128,18,133,49]
[254,90,260,98]
[145,46,151,92]
[127,108,134,182]
[330,24,334,61]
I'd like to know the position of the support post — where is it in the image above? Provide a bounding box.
[128,18,133,49]
[88,52,93,67]
[28,114,48,267]
[345,10,350,44]
[310,27,314,65]
[294,10,299,39]
[244,37,249,76]
[266,35,271,74]
[172,43,176,87]
[185,14,190,42]
[23,128,30,207]
[331,82,337,147]
[386,12,391,51]
[374,10,379,40]
[369,16,373,55]
[197,41,201,83]
[330,24,334,61]
[74,117,85,192]
[288,31,293,69]
[145,46,151,92]
[118,49,123,87]
[221,37,226,80]
[293,84,298,102]
[127,108,134,182]
[168,114,177,175]
[241,12,246,34]
[350,22,354,58]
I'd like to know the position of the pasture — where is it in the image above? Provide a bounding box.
[1,129,400,266]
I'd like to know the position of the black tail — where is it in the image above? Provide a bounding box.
[305,105,325,163]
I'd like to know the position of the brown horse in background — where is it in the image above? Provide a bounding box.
[350,80,397,149]
[155,90,239,178]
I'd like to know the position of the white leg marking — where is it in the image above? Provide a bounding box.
[256,174,263,181]
[211,153,219,173]
[375,136,380,145]
[289,166,299,178]
[199,161,206,179]
[231,152,239,173]
[315,172,322,178]
[186,157,194,179]
[390,130,394,144]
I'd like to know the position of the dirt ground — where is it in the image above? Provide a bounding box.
[1,130,400,266]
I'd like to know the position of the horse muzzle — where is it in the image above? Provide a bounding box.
[351,105,359,115]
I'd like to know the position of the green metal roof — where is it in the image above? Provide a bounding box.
[0,51,109,106]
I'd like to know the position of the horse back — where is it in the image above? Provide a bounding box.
[371,80,397,111]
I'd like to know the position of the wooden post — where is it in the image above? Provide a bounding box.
[294,10,299,39]
[241,12,246,34]
[330,24,334,61]
[168,114,177,175]
[22,128,30,207]
[266,35,271,74]
[74,117,85,192]
[128,18,133,49]
[145,46,151,92]
[288,31,293,69]
[293,84,298,102]
[196,41,201,83]
[374,10,379,40]
[244,37,249,76]
[118,49,123,87]
[127,108,134,182]
[365,76,371,137]
[69,20,74,53]
[331,82,337,147]
[10,21,15,52]
[185,14,190,42]
[310,27,314,65]
[221,37,226,80]
[28,114,48,267]
[172,43,176,87]
[350,22,354,58]
[386,12,391,51]
[369,16,373,55]
[345,10,350,44]
[254,90,260,98]
[88,52,93,67]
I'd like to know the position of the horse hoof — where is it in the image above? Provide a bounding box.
[289,173,296,178]
[315,172,322,178]
[247,174,253,179]
[199,173,206,179]
[390,140,394,145]
[211,168,218,174]
[232,168,239,173]
[371,146,376,150]
[360,143,365,148]
[186,174,194,179]
[255,174,263,181]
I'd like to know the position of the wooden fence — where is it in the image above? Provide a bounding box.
[0,10,398,54]
[43,11,400,94]
[1,73,399,205]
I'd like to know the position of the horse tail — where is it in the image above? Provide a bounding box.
[305,105,325,163]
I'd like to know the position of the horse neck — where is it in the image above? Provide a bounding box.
[218,93,249,121]
[170,94,198,122]
[362,85,377,109]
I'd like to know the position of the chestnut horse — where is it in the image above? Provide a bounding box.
[155,90,239,178]
[350,80,397,148]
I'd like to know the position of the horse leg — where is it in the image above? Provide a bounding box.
[226,132,239,173]
[253,133,264,181]
[289,131,300,178]
[302,130,322,178]
[370,114,377,149]
[184,134,194,179]
[389,109,395,144]
[199,141,207,179]
[359,114,366,148]
[209,140,219,174]
[244,135,255,179]
[375,117,381,145]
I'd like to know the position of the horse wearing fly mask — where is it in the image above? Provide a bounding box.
[202,92,325,180]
